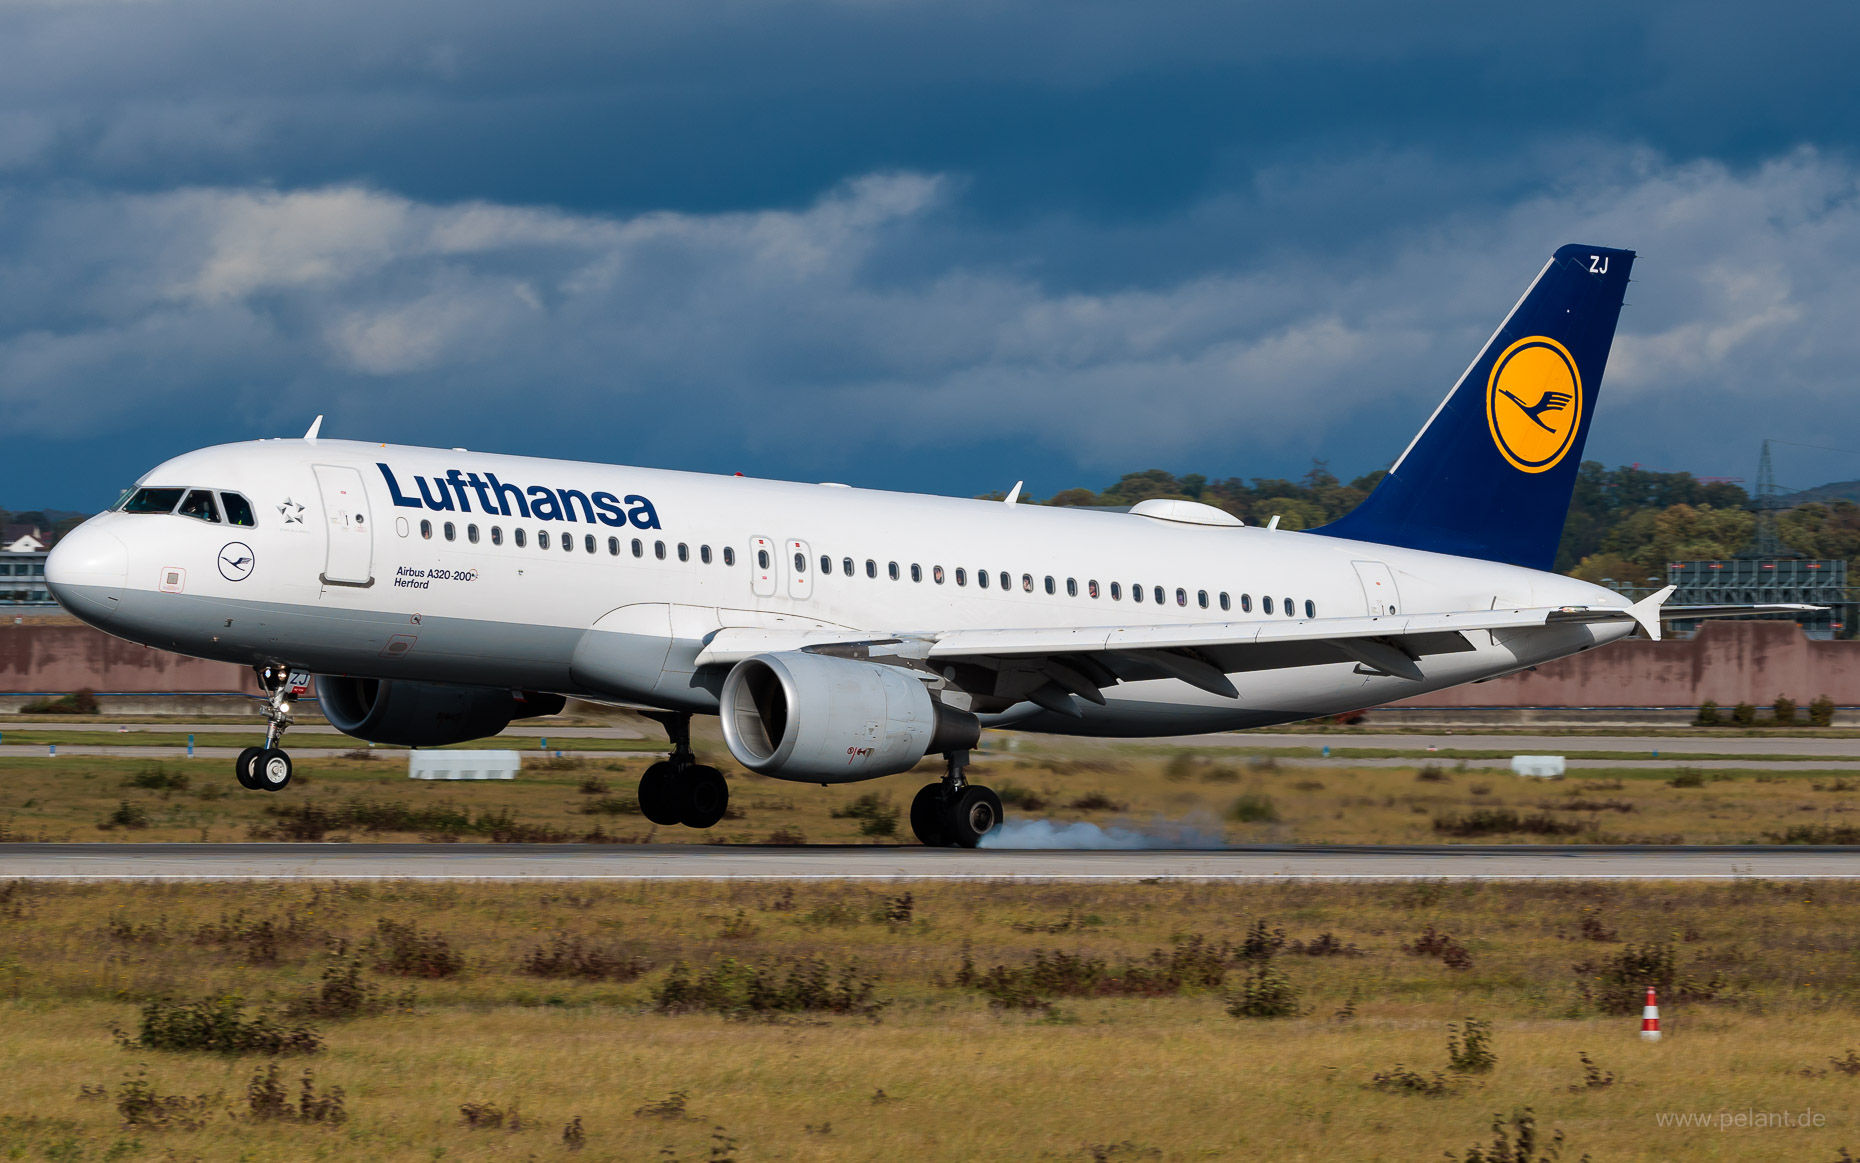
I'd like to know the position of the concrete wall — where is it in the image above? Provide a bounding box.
[0,622,259,695]
[1,616,1850,710]
[1392,620,1857,708]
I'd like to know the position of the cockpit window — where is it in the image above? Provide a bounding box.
[221,492,256,527]
[123,487,185,514]
[177,490,221,523]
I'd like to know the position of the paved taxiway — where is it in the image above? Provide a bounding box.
[4,843,1857,879]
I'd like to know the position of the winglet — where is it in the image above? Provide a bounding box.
[1629,584,1676,641]
[303,415,324,441]
[1004,481,1023,506]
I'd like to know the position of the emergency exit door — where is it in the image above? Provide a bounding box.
[314,464,375,587]
[1353,560,1400,616]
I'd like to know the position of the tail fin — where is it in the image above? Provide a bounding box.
[1314,244,1634,571]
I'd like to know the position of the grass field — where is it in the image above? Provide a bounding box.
[7,737,1860,845]
[0,878,1857,1161]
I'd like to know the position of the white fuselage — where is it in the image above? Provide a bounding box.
[47,438,1633,745]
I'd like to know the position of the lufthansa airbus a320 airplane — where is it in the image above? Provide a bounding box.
[45,244,1806,846]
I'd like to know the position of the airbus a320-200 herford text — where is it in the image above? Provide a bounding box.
[45,245,1810,846]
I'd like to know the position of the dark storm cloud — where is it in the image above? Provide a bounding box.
[3,0,1860,506]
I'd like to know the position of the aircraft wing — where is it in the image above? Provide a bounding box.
[694,595,1824,713]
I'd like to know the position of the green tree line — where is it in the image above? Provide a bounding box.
[1002,462,1860,582]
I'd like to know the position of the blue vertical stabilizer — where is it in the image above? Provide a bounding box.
[1313,244,1635,571]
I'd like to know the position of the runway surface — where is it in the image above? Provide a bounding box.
[5,843,1858,879]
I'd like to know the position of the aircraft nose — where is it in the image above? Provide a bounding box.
[45,522,128,624]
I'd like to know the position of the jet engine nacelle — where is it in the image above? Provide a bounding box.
[719,652,979,782]
[318,677,566,747]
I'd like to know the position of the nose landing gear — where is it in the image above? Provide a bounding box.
[910,750,1003,848]
[236,665,299,792]
[637,711,730,830]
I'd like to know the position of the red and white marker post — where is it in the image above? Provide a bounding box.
[1640,986,1661,1041]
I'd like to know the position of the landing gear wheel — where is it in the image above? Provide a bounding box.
[679,765,730,829]
[254,748,293,792]
[910,784,951,848]
[941,785,1003,849]
[235,746,264,791]
[637,762,682,826]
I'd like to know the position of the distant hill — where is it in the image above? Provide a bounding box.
[1785,480,1860,507]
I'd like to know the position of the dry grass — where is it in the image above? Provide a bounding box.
[10,740,1860,845]
[1,879,1859,1160]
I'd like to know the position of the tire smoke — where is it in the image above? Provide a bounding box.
[978,812,1225,850]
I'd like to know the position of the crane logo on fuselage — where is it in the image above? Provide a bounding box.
[218,542,255,582]
[377,464,662,529]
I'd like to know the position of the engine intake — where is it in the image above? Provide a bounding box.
[719,652,979,782]
[318,677,565,747]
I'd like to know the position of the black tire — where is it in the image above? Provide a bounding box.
[235,746,264,790]
[910,783,950,847]
[637,762,682,826]
[941,785,1003,849]
[255,748,293,792]
[679,765,730,829]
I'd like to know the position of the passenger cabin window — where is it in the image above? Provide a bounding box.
[514,528,526,548]
[956,568,967,586]
[1262,596,1273,614]
[678,542,689,562]
[703,545,714,564]
[1133,584,1144,603]
[1110,582,1121,600]
[1175,588,1187,607]
[723,546,736,566]
[1021,573,1033,593]
[1088,580,1099,598]
[1305,599,1316,618]
[977,570,989,589]
[1067,578,1078,597]
[178,490,221,523]
[1043,576,1055,595]
[562,532,573,552]
[492,527,504,546]
[633,539,644,558]
[444,522,456,541]
[468,524,480,544]
[539,530,551,549]
[221,493,256,527]
[911,564,922,582]
[1197,590,1208,609]
[1284,596,1295,617]
[866,559,877,578]
[124,487,185,514]
[655,540,666,560]
[820,555,832,574]
[933,565,945,584]
[1241,593,1252,612]
[608,536,619,555]
[1154,586,1165,605]
[1218,592,1230,611]
[998,571,1010,590]
[888,562,900,581]
[842,557,853,575]
[420,519,433,539]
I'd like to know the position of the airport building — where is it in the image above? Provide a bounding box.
[1,525,54,606]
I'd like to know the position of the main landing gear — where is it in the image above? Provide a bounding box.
[236,665,296,793]
[636,712,730,829]
[910,750,1003,849]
